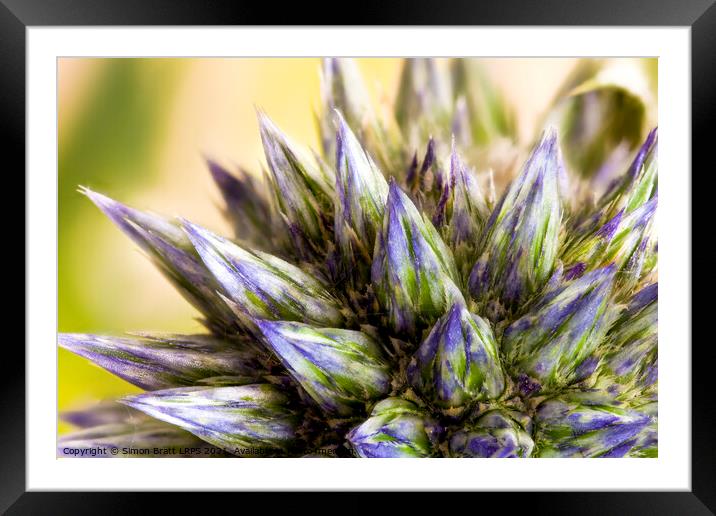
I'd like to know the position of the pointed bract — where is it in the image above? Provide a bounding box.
[563,186,657,290]
[372,180,464,335]
[435,146,490,275]
[321,58,375,139]
[502,265,617,393]
[468,129,563,313]
[320,58,403,174]
[407,303,505,409]
[597,127,658,217]
[256,320,391,416]
[183,221,345,330]
[535,391,651,457]
[627,400,658,457]
[258,111,334,256]
[346,398,442,458]
[334,111,389,283]
[121,384,300,455]
[59,333,266,391]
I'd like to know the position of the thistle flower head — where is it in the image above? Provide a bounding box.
[63,58,658,459]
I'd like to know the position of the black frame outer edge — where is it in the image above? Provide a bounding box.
[3,0,713,513]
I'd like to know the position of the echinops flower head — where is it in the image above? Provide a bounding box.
[61,58,657,459]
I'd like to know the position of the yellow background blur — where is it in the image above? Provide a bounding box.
[58,57,655,434]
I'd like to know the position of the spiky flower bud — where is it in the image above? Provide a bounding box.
[502,265,616,394]
[596,127,658,218]
[406,138,436,195]
[435,146,490,274]
[57,421,224,457]
[449,409,534,458]
[122,384,300,455]
[82,188,236,332]
[534,391,651,457]
[407,303,505,409]
[258,111,334,255]
[563,198,656,278]
[562,130,656,288]
[58,333,266,391]
[334,111,389,282]
[372,180,464,335]
[320,58,403,174]
[256,320,391,416]
[321,58,375,141]
[183,221,345,329]
[469,128,563,315]
[346,398,442,457]
[563,129,658,293]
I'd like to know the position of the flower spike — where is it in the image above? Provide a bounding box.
[468,128,564,315]
[256,320,391,416]
[183,221,345,330]
[372,179,464,336]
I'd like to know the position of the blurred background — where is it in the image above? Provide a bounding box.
[58,57,657,434]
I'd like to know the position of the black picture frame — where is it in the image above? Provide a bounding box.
[5,0,711,512]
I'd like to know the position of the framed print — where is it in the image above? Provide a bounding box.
[6,0,712,512]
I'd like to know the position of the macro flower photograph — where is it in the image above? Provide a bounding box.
[58,57,658,459]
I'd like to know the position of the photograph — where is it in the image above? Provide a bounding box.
[7,4,708,507]
[57,56,659,459]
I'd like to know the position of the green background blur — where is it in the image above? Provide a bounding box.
[58,57,656,435]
